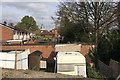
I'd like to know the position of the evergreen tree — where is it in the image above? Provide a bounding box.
[16,16,38,31]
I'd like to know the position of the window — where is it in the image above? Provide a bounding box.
[13,31,15,35]
[13,31,17,35]
[58,64,74,72]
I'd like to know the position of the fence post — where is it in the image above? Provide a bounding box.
[15,51,18,70]
[110,59,120,78]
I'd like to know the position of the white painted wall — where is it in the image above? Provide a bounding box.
[40,60,47,68]
[17,49,30,69]
[0,52,7,68]
[27,33,30,39]
[5,53,15,69]
[13,31,18,40]
[23,33,27,40]
[0,49,30,70]
[20,32,23,40]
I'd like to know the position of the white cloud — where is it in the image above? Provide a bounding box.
[0,3,2,23]
[1,2,59,30]
[1,0,60,2]
[2,4,30,22]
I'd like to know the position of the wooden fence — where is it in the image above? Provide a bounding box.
[97,59,120,78]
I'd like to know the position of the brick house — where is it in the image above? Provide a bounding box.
[40,28,61,42]
[50,28,60,39]
[0,24,14,41]
[40,29,55,39]
[12,27,32,40]
[0,24,33,44]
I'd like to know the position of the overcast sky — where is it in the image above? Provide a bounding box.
[0,0,61,30]
[0,0,118,30]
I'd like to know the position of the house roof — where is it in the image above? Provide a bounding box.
[40,30,54,36]
[52,27,58,30]
[0,23,31,33]
[0,23,14,31]
[12,27,31,33]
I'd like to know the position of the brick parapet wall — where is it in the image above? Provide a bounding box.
[80,44,95,56]
[1,45,55,59]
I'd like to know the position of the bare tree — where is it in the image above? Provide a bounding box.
[56,1,118,49]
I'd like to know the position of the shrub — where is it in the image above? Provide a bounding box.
[87,63,104,79]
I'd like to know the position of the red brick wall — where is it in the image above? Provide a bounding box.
[0,24,13,40]
[2,45,55,62]
[80,45,93,56]
[51,28,59,38]
[80,44,95,64]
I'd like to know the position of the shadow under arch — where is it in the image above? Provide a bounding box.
[45,51,57,73]
[28,50,42,70]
